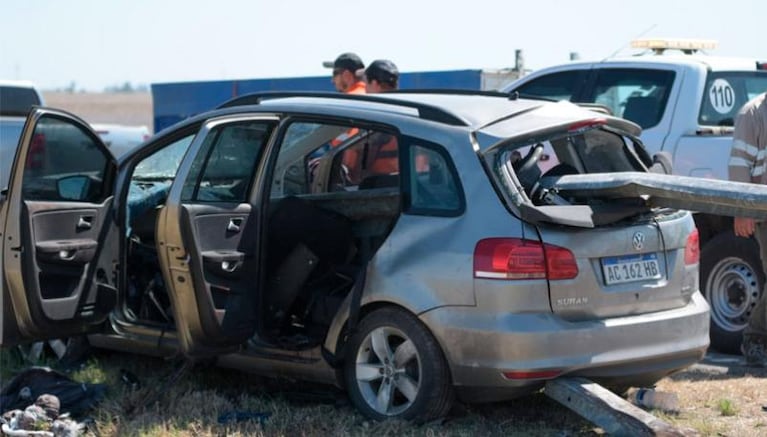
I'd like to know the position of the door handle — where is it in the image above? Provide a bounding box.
[77,216,93,230]
[227,218,242,233]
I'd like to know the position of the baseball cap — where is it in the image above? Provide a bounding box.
[363,59,399,85]
[322,52,364,73]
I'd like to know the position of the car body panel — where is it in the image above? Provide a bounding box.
[0,108,118,346]
[421,291,709,400]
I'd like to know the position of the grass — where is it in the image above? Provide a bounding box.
[1,346,600,436]
[3,345,767,436]
[717,398,738,417]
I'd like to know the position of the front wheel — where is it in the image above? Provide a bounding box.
[700,232,764,354]
[343,307,454,422]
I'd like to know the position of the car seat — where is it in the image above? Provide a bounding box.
[265,196,356,330]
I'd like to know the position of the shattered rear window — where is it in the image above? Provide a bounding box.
[495,127,645,204]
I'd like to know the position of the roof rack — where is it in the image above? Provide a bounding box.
[386,88,511,98]
[217,91,472,126]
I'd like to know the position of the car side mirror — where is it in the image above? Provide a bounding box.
[649,151,673,175]
[57,175,91,201]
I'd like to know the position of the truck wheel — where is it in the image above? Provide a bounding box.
[700,233,764,354]
[343,307,454,422]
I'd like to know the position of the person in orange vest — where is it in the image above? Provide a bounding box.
[317,53,367,185]
[323,52,366,94]
[359,60,427,180]
[359,60,400,178]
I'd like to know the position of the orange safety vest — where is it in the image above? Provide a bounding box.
[346,81,366,95]
[366,135,398,175]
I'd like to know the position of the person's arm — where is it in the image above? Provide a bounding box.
[729,103,759,183]
[729,100,761,237]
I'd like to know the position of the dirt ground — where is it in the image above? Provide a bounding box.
[43,91,153,130]
[654,354,767,436]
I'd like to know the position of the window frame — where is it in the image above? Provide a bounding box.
[181,119,277,203]
[21,114,113,203]
[582,67,676,130]
[513,69,591,102]
[265,116,404,198]
[400,136,465,217]
[698,70,767,127]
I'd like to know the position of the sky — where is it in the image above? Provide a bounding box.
[1,0,765,91]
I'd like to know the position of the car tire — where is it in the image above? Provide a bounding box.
[700,232,764,354]
[343,307,454,422]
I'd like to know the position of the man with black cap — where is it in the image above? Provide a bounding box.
[357,59,409,179]
[323,52,366,94]
[362,59,399,93]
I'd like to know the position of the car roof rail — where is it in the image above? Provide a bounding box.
[386,88,558,103]
[216,91,470,126]
[386,88,510,98]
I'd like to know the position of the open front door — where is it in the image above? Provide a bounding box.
[1,108,118,346]
[157,116,278,357]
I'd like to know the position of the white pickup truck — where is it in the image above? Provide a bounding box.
[502,38,767,353]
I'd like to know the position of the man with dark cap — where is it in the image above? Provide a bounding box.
[357,59,409,179]
[362,59,399,93]
[323,52,366,94]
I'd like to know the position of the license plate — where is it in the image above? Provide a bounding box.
[601,253,661,285]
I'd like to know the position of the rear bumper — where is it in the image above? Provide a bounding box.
[420,291,710,401]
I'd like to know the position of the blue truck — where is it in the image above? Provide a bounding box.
[151,69,522,133]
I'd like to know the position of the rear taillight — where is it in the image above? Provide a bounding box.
[474,238,578,280]
[756,61,767,70]
[684,229,700,265]
[26,132,46,169]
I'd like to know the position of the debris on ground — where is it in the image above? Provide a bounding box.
[0,367,105,416]
[0,367,105,437]
[1,394,85,436]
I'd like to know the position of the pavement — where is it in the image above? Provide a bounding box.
[688,350,767,376]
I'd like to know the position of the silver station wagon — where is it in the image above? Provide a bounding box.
[4,91,766,421]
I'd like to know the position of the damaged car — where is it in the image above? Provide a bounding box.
[4,91,766,421]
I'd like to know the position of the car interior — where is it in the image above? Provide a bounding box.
[122,120,405,349]
[501,127,659,228]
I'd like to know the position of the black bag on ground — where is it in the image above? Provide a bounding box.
[0,367,106,417]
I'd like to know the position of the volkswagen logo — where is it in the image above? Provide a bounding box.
[632,231,645,251]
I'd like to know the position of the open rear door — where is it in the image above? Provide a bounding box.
[157,115,278,357]
[1,108,118,346]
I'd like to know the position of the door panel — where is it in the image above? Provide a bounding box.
[179,204,255,342]
[1,108,117,346]
[157,116,277,357]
